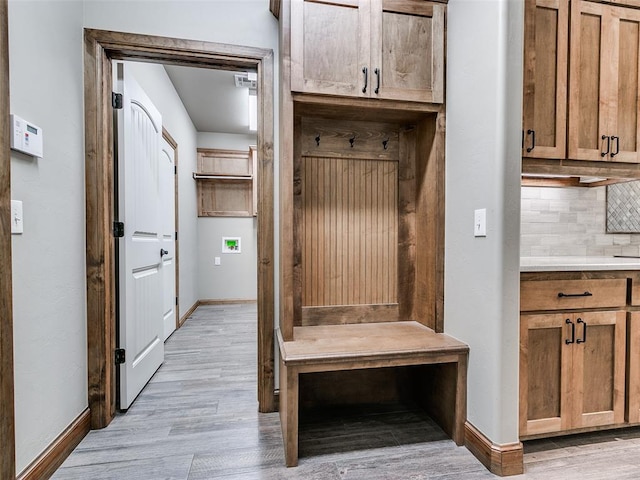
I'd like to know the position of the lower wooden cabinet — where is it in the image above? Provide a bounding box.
[627,312,640,423]
[520,310,626,437]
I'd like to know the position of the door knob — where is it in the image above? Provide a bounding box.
[160,248,169,257]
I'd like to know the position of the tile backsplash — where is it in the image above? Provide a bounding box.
[521,186,640,257]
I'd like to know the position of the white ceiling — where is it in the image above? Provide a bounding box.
[163,65,255,135]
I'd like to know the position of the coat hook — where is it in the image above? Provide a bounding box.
[349,135,355,148]
[315,134,320,147]
[382,138,389,150]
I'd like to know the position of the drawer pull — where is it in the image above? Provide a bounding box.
[576,318,587,344]
[565,318,575,345]
[362,67,368,93]
[557,291,593,298]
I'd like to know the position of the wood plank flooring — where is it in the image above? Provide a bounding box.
[52,304,640,479]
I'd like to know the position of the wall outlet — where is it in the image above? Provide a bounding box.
[474,208,486,237]
[214,256,221,265]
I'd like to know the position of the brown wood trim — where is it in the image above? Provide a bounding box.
[84,29,276,430]
[84,29,116,429]
[256,49,276,413]
[521,176,583,188]
[520,420,640,441]
[179,300,200,328]
[0,0,15,478]
[270,0,281,18]
[17,408,91,480]
[521,176,632,188]
[464,421,524,476]
[162,127,180,333]
[278,0,295,341]
[522,157,640,179]
[301,304,400,325]
[199,299,257,305]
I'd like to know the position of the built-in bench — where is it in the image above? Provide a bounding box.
[277,321,469,467]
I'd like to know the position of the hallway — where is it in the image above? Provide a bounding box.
[51,304,640,479]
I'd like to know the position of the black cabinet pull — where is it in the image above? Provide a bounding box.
[374,68,380,94]
[160,248,169,258]
[601,135,610,157]
[576,318,587,344]
[558,291,592,298]
[565,318,575,345]
[362,67,368,93]
[526,129,535,153]
[611,136,620,158]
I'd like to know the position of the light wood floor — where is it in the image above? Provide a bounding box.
[52,304,640,479]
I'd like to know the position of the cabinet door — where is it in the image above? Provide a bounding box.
[627,311,640,423]
[568,0,612,161]
[571,310,626,429]
[520,314,573,436]
[290,0,370,97]
[607,6,640,163]
[522,0,568,159]
[371,0,444,103]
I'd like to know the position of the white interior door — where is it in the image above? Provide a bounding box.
[160,136,176,341]
[115,62,165,409]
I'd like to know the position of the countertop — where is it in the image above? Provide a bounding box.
[521,256,640,272]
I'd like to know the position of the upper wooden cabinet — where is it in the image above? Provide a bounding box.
[290,0,445,103]
[569,0,640,163]
[522,0,568,159]
[194,148,256,217]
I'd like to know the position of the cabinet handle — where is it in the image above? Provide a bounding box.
[557,291,592,298]
[526,129,535,153]
[362,67,368,93]
[601,135,610,157]
[576,318,587,344]
[565,318,575,345]
[611,136,620,158]
[374,68,380,94]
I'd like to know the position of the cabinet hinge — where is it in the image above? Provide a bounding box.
[113,221,125,238]
[174,165,177,175]
[175,231,178,241]
[115,348,126,365]
[112,92,123,110]
[175,296,178,306]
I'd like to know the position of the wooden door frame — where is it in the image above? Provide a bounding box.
[84,29,275,428]
[0,0,16,477]
[161,127,182,332]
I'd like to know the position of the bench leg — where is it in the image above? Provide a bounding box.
[279,359,299,467]
[452,354,468,446]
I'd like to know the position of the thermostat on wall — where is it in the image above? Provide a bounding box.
[10,114,43,158]
[222,237,241,254]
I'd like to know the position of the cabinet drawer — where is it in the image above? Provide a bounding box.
[521,279,627,312]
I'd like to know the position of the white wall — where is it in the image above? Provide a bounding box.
[445,0,523,445]
[197,133,258,301]
[123,61,199,317]
[8,0,86,472]
[7,0,278,472]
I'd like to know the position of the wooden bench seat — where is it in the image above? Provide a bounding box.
[277,321,469,467]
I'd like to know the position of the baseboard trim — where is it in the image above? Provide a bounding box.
[17,408,91,480]
[198,299,257,305]
[464,421,523,476]
[179,301,200,327]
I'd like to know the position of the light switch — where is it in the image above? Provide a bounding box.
[214,256,221,265]
[474,208,486,237]
[11,200,23,234]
